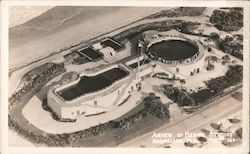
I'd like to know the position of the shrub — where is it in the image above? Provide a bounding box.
[197,136,207,142]
[189,89,214,105]
[9,63,66,105]
[228,118,241,123]
[200,129,210,136]
[235,128,242,139]
[161,84,194,106]
[144,93,170,119]
[210,123,220,130]
[205,65,243,94]
[219,36,243,60]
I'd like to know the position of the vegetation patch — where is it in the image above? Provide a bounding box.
[189,89,214,105]
[161,65,243,107]
[205,65,243,94]
[9,93,170,147]
[228,118,241,124]
[219,35,243,60]
[210,8,243,32]
[9,63,66,105]
[161,84,194,106]
[147,7,206,19]
[235,128,242,139]
[112,20,202,45]
[231,91,243,102]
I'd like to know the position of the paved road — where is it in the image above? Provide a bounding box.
[119,89,242,147]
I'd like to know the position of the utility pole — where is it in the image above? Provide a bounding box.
[137,43,142,83]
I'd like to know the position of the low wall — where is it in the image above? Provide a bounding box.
[143,32,200,66]
[124,55,145,66]
[54,77,81,92]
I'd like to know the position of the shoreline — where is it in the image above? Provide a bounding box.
[9,7,170,71]
[7,6,244,148]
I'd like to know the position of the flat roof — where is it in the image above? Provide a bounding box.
[101,38,123,52]
[78,47,103,61]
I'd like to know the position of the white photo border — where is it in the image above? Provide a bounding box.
[1,1,249,154]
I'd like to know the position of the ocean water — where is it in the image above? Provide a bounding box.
[9,6,167,69]
[9,6,54,27]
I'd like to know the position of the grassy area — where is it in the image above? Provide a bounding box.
[112,20,201,46]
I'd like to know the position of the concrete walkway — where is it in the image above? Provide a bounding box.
[21,77,172,134]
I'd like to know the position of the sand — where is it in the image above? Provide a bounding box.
[9,7,167,69]
[8,7,171,95]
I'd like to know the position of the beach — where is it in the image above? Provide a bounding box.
[9,6,167,69]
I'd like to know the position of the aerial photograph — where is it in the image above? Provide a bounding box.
[7,5,246,149]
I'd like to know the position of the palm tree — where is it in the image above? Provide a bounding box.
[205,56,218,70]
[180,79,186,89]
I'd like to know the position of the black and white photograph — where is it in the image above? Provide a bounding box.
[0,1,249,154]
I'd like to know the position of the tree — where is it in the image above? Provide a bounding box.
[205,65,243,94]
[235,128,242,139]
[180,79,186,85]
[205,56,218,70]
[179,79,186,89]
[180,95,194,106]
[209,56,218,63]
[144,92,170,119]
[162,84,175,97]
[210,32,220,41]
[197,136,207,143]
[222,54,230,62]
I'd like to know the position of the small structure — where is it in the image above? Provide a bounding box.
[99,46,117,60]
[92,42,103,50]
[101,38,123,52]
